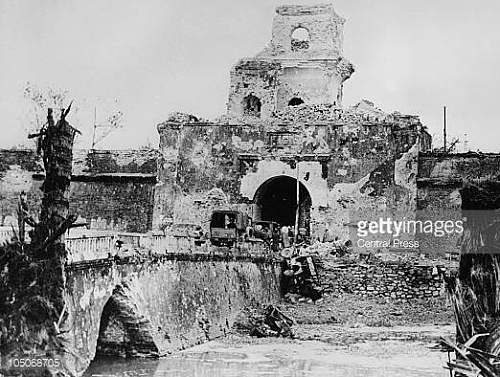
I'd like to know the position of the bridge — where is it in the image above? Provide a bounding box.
[1,227,281,376]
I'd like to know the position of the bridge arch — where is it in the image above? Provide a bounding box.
[253,175,311,231]
[96,283,159,358]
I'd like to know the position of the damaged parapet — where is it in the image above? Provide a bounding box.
[273,99,424,127]
[226,3,354,122]
[161,111,208,124]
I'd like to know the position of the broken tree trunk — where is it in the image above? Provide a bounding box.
[31,107,79,313]
[32,107,78,249]
[0,106,79,377]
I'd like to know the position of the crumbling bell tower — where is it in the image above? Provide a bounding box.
[226,3,354,121]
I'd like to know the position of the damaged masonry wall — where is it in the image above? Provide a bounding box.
[155,102,431,249]
[156,3,435,254]
[321,258,447,300]
[226,4,353,121]
[0,149,158,233]
[417,152,500,256]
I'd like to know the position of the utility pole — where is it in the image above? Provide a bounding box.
[91,106,97,150]
[294,157,300,245]
[90,104,124,151]
[443,106,447,153]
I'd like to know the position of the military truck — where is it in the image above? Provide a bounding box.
[209,210,249,247]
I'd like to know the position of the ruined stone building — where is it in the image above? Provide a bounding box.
[155,4,432,243]
[1,3,499,256]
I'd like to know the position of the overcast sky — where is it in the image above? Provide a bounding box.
[0,0,499,151]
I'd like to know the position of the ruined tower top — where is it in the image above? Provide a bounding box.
[258,3,346,60]
[226,3,353,122]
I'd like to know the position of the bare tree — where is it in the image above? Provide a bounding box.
[24,83,124,150]
[23,82,74,131]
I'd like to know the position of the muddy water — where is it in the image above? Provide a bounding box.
[83,338,449,377]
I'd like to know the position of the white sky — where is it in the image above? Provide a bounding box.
[0,0,499,151]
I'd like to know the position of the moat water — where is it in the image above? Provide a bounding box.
[83,338,448,377]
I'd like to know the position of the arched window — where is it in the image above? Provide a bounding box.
[291,27,310,51]
[288,97,304,106]
[243,94,262,117]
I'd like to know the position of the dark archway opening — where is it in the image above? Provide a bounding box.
[96,284,159,358]
[243,94,262,117]
[288,97,304,107]
[254,176,311,232]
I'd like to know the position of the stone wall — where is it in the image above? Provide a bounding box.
[70,180,154,233]
[263,4,346,59]
[0,149,44,227]
[155,115,430,248]
[0,149,157,232]
[62,254,281,375]
[416,152,500,256]
[319,258,448,301]
[72,149,158,175]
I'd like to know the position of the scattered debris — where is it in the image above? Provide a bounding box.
[205,188,228,203]
[282,253,323,302]
[163,112,208,124]
[271,101,421,126]
[234,305,295,338]
[298,239,351,258]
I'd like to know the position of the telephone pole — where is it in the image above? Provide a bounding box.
[294,158,300,244]
[443,106,447,153]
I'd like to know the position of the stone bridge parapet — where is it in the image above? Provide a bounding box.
[60,242,281,376]
[65,233,271,263]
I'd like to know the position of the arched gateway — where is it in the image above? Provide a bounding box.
[253,175,312,232]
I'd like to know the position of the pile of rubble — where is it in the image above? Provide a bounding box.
[297,240,350,258]
[162,111,209,124]
[272,100,421,127]
[273,103,342,123]
[280,245,326,302]
[234,305,294,338]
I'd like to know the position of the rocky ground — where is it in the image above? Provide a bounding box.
[280,292,453,327]
[233,291,454,350]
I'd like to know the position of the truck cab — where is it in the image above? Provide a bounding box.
[209,210,248,247]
